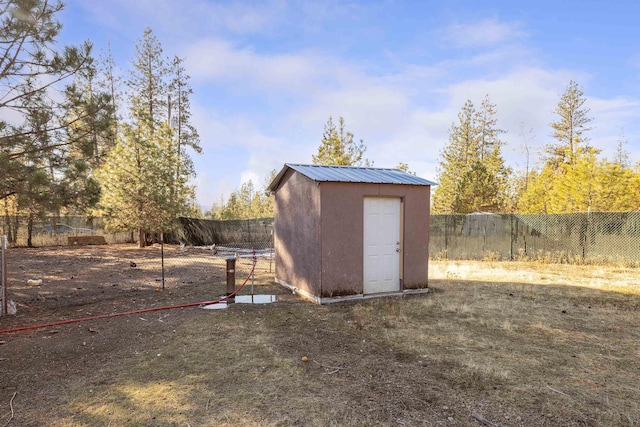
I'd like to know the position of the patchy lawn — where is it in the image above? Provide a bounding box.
[1,247,639,426]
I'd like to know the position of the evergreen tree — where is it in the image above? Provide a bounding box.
[97,28,198,247]
[126,27,167,130]
[312,116,371,166]
[433,97,509,213]
[520,148,640,213]
[516,167,554,213]
[96,122,195,238]
[168,56,201,153]
[98,41,123,150]
[475,95,504,162]
[432,100,475,213]
[168,55,201,191]
[216,170,276,219]
[518,81,640,213]
[63,57,116,168]
[452,160,501,213]
[547,80,593,167]
[0,0,93,203]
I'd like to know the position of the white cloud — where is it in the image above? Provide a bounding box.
[68,2,640,206]
[186,30,640,207]
[441,18,526,48]
[183,38,356,99]
[76,0,284,38]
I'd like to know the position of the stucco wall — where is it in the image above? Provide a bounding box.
[319,182,430,296]
[274,169,322,297]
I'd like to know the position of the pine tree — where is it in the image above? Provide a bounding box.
[96,122,195,237]
[168,56,201,152]
[519,148,640,213]
[0,0,93,204]
[168,55,201,191]
[63,57,116,167]
[312,116,371,166]
[547,80,593,167]
[98,41,123,150]
[451,161,501,213]
[432,101,475,213]
[97,28,198,246]
[127,27,167,130]
[216,170,276,219]
[432,97,509,213]
[518,81,640,213]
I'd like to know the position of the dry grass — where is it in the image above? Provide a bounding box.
[1,257,639,426]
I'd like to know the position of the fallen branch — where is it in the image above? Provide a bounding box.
[546,385,570,397]
[312,359,346,374]
[2,392,17,427]
[472,412,498,427]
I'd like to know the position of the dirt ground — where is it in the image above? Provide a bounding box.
[1,244,277,323]
[0,245,292,424]
[0,246,639,426]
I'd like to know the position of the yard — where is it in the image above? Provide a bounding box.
[0,245,639,426]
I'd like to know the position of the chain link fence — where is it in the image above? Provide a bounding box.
[1,216,131,247]
[430,212,640,264]
[0,240,275,317]
[0,216,275,248]
[3,211,638,317]
[160,241,275,288]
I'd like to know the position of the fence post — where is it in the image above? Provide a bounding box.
[510,215,514,261]
[1,236,7,316]
[444,215,449,259]
[160,231,165,291]
[226,257,236,299]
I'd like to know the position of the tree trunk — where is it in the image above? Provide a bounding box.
[138,227,145,248]
[27,215,34,248]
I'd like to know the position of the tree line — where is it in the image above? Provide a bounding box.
[1,1,200,247]
[215,80,640,219]
[3,1,636,243]
[433,81,640,214]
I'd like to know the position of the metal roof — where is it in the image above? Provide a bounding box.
[268,163,437,192]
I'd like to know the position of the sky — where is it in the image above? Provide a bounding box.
[57,0,640,210]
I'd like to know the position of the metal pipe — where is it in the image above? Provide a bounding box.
[160,232,165,291]
[226,257,236,300]
[251,249,256,295]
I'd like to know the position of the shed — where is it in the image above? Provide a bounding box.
[267,163,436,304]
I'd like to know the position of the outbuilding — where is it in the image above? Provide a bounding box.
[267,163,436,304]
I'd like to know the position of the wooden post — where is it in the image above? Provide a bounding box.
[226,257,236,299]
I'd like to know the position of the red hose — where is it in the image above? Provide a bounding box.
[0,261,257,334]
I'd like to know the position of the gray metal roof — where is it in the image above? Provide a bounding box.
[268,163,437,192]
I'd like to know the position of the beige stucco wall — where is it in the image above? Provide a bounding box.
[273,169,322,297]
[319,182,431,297]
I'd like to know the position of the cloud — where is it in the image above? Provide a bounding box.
[441,18,526,48]
[76,0,284,39]
[68,1,640,207]
[588,96,640,157]
[184,27,634,196]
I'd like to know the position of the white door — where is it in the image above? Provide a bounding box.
[363,197,401,294]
